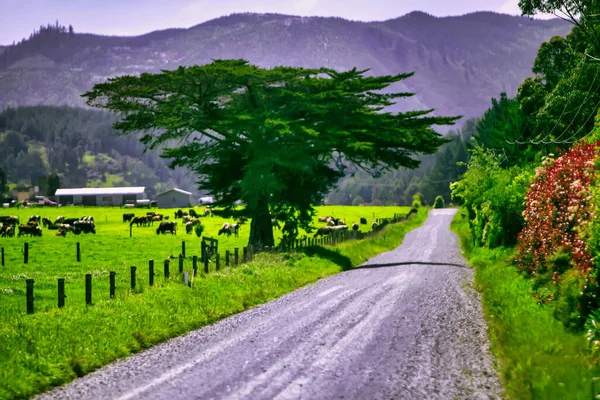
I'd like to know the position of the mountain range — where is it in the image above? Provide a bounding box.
[0,12,571,125]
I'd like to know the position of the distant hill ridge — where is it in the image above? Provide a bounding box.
[0,11,571,124]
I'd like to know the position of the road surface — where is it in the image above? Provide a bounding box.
[39,209,501,399]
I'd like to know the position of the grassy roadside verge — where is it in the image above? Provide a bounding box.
[451,210,598,400]
[0,209,427,399]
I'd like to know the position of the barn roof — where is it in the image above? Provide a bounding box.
[157,188,192,196]
[55,187,146,196]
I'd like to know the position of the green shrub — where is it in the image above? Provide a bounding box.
[433,195,445,209]
[411,192,423,209]
[450,147,534,248]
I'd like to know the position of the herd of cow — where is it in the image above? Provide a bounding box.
[0,215,96,238]
[0,208,380,241]
[313,216,375,238]
[124,208,214,235]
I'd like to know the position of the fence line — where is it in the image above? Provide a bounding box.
[15,211,414,314]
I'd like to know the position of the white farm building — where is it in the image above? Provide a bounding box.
[55,187,147,206]
[156,188,192,208]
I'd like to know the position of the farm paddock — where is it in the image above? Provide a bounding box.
[0,206,408,316]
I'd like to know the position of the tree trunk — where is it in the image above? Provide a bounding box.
[248,199,274,250]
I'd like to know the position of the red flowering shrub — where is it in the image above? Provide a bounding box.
[516,142,600,327]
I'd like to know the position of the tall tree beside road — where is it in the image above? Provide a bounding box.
[84,59,458,248]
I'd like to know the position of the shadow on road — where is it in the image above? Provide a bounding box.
[352,261,470,271]
[299,246,353,271]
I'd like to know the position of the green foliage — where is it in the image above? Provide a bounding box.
[328,129,472,206]
[585,309,600,358]
[84,59,458,247]
[451,147,534,247]
[411,192,423,209]
[351,195,364,206]
[0,167,6,197]
[433,195,445,209]
[452,211,599,399]
[474,92,537,165]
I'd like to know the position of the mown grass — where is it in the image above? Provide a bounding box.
[0,205,421,399]
[451,210,599,400]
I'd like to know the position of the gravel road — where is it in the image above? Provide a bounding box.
[38,209,502,400]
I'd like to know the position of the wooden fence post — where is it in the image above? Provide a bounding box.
[2,247,4,266]
[216,253,220,271]
[130,224,132,238]
[234,248,239,265]
[110,271,116,298]
[226,250,230,267]
[24,243,28,264]
[130,266,137,290]
[85,274,92,305]
[26,279,34,314]
[76,242,81,262]
[149,260,154,286]
[164,260,170,278]
[181,241,186,258]
[58,278,65,308]
[179,256,184,274]
[204,254,209,274]
[243,247,248,262]
[192,255,198,276]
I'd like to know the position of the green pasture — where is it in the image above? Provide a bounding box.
[0,205,407,318]
[0,205,420,399]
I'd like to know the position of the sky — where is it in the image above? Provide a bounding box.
[0,0,552,45]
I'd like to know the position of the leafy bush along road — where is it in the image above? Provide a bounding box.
[452,211,598,400]
[38,209,501,400]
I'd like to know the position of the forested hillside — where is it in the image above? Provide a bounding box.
[0,106,197,197]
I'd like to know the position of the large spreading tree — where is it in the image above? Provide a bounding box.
[83,60,458,248]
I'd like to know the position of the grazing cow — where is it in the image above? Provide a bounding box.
[318,216,330,223]
[18,224,42,237]
[152,215,163,225]
[42,217,52,228]
[56,224,73,237]
[54,216,65,224]
[352,222,359,231]
[0,224,15,237]
[372,221,379,230]
[189,209,199,218]
[156,221,177,235]
[314,226,333,237]
[123,213,135,223]
[0,215,19,226]
[203,208,211,217]
[81,216,95,223]
[130,216,149,227]
[73,221,96,234]
[338,219,345,226]
[327,219,336,227]
[332,225,348,231]
[63,218,79,226]
[29,215,41,224]
[360,217,367,225]
[218,223,240,237]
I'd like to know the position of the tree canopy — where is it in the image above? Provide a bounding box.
[84,59,458,248]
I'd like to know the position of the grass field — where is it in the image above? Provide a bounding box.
[0,204,416,399]
[451,210,599,400]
